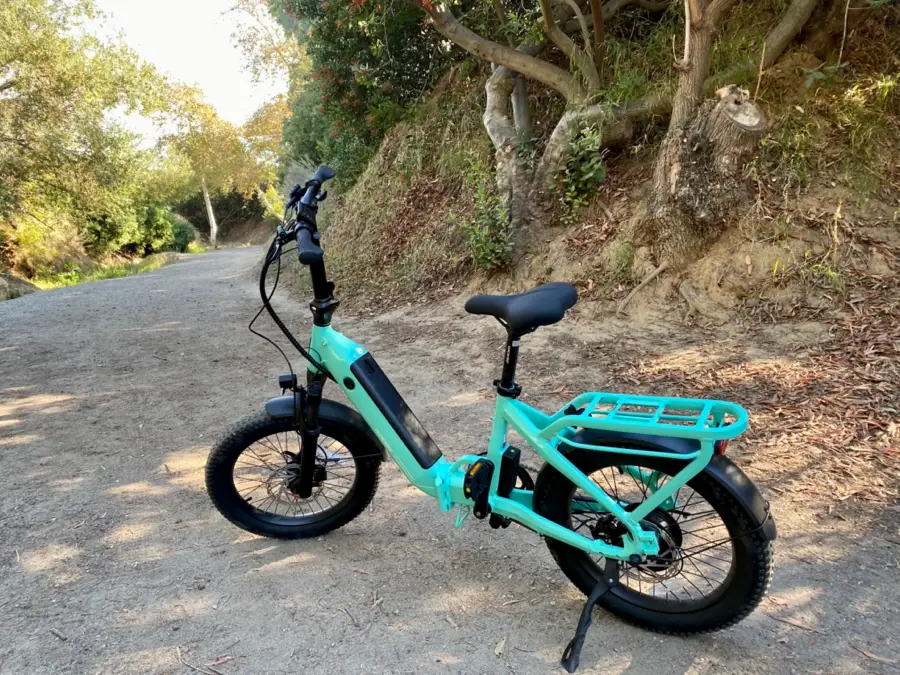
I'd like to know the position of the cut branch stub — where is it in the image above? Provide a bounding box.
[705,85,766,174]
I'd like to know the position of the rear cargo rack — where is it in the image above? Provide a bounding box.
[538,392,748,442]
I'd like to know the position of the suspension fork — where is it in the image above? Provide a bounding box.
[291,373,325,498]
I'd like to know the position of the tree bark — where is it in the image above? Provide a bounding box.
[532,93,672,202]
[201,178,218,247]
[511,75,532,142]
[636,85,765,265]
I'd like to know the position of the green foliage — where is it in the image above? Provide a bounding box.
[185,241,207,254]
[33,253,173,289]
[457,157,511,271]
[560,125,607,225]
[273,0,463,183]
[170,216,198,253]
[0,0,194,275]
[176,188,265,239]
[138,207,174,254]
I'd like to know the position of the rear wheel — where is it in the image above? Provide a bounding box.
[205,411,381,539]
[534,450,773,634]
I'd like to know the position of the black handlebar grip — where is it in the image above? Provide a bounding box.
[296,227,323,265]
[311,165,336,183]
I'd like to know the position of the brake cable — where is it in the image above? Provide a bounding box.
[254,236,332,379]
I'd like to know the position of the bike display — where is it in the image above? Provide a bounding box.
[205,165,776,671]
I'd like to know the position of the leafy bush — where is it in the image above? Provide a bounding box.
[456,157,511,270]
[170,216,197,253]
[275,0,462,184]
[140,206,175,253]
[560,125,607,225]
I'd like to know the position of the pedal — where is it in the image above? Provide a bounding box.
[463,458,494,519]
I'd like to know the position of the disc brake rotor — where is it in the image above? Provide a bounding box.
[588,506,685,580]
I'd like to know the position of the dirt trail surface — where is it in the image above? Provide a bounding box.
[1,248,897,675]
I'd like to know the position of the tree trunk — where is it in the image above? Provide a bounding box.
[636,85,765,265]
[511,75,532,142]
[201,178,218,248]
[483,66,532,256]
[257,188,283,219]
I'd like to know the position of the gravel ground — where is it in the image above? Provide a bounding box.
[1,247,897,675]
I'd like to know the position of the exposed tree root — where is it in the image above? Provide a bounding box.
[617,261,670,314]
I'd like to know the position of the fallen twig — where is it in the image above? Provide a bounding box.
[765,613,824,634]
[617,262,669,314]
[176,646,216,675]
[49,628,68,641]
[851,644,898,665]
[339,607,359,628]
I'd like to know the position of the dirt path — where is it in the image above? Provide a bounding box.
[1,248,897,675]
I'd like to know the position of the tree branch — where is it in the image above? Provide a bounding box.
[0,78,17,93]
[589,0,605,63]
[415,1,586,102]
[566,0,670,34]
[539,0,601,90]
[561,0,594,56]
[490,0,516,47]
[706,0,818,91]
[706,0,738,27]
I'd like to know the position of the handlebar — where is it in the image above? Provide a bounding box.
[296,226,323,265]
[285,164,335,267]
[311,165,336,183]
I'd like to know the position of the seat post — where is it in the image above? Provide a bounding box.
[496,335,522,398]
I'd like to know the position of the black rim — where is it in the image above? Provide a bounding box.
[569,464,737,612]
[231,430,358,526]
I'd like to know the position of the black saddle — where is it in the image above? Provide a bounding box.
[464,283,578,336]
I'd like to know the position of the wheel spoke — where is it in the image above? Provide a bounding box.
[575,462,735,605]
[231,432,359,524]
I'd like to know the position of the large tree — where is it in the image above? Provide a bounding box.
[404,0,836,268]
[163,87,261,247]
[0,0,181,270]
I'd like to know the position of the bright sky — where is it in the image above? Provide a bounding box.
[93,0,287,127]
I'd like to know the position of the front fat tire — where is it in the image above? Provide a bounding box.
[205,411,381,540]
[535,451,773,635]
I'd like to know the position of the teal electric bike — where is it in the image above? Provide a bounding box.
[206,166,775,671]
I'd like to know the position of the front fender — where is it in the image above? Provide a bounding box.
[264,395,388,461]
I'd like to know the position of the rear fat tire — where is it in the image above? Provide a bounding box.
[205,410,381,539]
[534,450,773,634]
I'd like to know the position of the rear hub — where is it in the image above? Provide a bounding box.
[588,506,684,577]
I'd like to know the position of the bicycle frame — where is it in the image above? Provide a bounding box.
[306,322,748,562]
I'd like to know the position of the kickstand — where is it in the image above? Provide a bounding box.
[560,558,619,673]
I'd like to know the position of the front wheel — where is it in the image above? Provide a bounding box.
[534,450,773,634]
[205,409,381,539]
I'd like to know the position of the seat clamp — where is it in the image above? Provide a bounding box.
[494,379,522,398]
